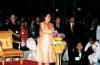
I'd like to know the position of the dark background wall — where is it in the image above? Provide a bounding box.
[0,0,100,19]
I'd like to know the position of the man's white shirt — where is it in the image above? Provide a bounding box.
[70,23,74,32]
[84,41,100,54]
[84,41,100,63]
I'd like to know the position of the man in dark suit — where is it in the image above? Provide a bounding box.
[64,15,81,65]
[54,17,64,33]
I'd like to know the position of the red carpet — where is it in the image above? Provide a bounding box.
[0,60,38,65]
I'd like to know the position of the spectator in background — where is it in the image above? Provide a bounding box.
[8,15,21,49]
[64,15,81,65]
[24,20,28,28]
[20,21,29,51]
[28,19,37,40]
[21,17,25,22]
[34,17,41,37]
[35,17,41,25]
[20,21,28,47]
[54,17,64,33]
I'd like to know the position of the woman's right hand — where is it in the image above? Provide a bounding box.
[53,30,58,33]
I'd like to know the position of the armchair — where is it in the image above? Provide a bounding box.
[0,31,23,65]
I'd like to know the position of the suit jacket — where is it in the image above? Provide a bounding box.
[54,23,64,33]
[72,50,85,65]
[64,22,80,46]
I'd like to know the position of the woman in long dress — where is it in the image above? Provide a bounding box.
[34,13,57,65]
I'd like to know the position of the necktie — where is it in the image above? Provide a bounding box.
[72,23,74,32]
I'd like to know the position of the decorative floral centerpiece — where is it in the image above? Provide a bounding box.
[52,41,66,53]
[52,33,65,41]
[52,33,66,53]
[52,33,67,65]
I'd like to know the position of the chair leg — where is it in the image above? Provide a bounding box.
[20,54,23,64]
[10,57,13,62]
[2,57,5,65]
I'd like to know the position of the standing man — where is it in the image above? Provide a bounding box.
[54,17,64,33]
[64,15,81,65]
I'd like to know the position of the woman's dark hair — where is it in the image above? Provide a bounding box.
[42,13,51,21]
[43,13,51,18]
[76,41,83,47]
[29,19,35,25]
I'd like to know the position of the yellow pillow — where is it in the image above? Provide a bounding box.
[0,36,12,49]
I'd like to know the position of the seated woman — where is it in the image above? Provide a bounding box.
[72,42,86,65]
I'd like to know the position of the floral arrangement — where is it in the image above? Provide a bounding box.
[52,41,67,53]
[52,33,65,41]
[52,33,65,38]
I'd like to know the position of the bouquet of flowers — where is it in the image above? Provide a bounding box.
[53,33,65,38]
[52,33,65,41]
[52,40,67,53]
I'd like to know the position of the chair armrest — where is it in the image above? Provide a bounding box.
[13,40,21,44]
[13,40,21,50]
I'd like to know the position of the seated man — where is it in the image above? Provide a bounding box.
[72,41,85,65]
[84,36,100,65]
